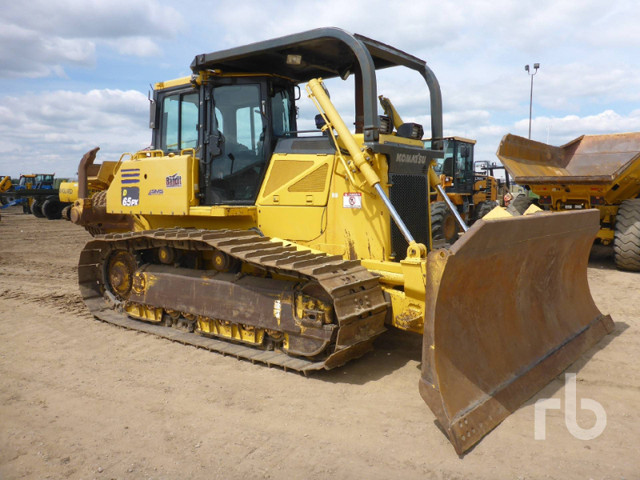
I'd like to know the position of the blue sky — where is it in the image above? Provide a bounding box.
[1,0,640,178]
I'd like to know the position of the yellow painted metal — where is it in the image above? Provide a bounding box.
[0,176,11,193]
[71,63,614,456]
[126,303,163,323]
[257,153,335,206]
[86,160,120,191]
[498,132,640,242]
[472,176,497,205]
[255,142,391,256]
[378,95,405,129]
[189,205,257,218]
[154,76,192,91]
[62,160,117,223]
[197,317,265,345]
[154,71,293,92]
[498,132,640,205]
[307,78,382,189]
[58,181,78,202]
[132,213,256,232]
[106,153,199,216]
[597,228,615,243]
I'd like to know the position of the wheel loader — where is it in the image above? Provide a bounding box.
[378,98,500,246]
[426,136,499,245]
[69,28,613,454]
[498,133,640,271]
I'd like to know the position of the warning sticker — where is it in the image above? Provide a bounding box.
[343,192,362,209]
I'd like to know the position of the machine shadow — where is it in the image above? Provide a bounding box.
[318,328,423,385]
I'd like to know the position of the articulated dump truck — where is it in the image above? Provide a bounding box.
[69,28,613,454]
[498,133,640,271]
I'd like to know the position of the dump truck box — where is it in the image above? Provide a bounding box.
[498,132,640,197]
[497,132,640,271]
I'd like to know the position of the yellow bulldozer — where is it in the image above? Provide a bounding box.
[69,28,612,454]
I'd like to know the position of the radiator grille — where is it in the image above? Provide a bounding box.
[389,174,429,260]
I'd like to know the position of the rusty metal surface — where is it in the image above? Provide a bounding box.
[497,132,640,184]
[78,229,388,372]
[78,147,100,200]
[420,210,614,454]
[131,265,336,356]
[70,191,132,235]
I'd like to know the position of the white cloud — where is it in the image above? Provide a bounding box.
[521,109,640,142]
[0,23,95,78]
[107,37,162,57]
[0,89,150,177]
[0,0,185,78]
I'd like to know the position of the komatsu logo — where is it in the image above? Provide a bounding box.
[395,153,427,165]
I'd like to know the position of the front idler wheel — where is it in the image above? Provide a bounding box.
[105,250,138,300]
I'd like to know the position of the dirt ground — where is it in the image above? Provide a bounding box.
[0,206,638,480]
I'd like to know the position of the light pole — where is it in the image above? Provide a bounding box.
[525,63,540,139]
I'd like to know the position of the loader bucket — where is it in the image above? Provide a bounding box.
[419,209,614,454]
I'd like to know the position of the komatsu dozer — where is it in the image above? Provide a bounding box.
[70,28,613,454]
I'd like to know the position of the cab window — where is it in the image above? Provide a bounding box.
[208,84,266,203]
[160,92,198,152]
[271,87,292,137]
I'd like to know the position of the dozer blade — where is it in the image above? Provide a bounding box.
[419,209,613,454]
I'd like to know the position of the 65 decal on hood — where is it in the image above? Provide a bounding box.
[121,187,139,206]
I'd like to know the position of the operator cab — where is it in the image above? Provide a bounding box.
[18,175,34,187]
[152,76,296,205]
[34,174,54,188]
[426,137,476,195]
[153,28,445,213]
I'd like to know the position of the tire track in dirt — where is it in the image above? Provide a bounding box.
[0,288,91,318]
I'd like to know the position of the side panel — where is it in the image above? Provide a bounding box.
[318,165,391,261]
[258,206,326,241]
[257,152,335,244]
[106,155,198,216]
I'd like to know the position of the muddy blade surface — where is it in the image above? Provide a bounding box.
[420,210,614,454]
